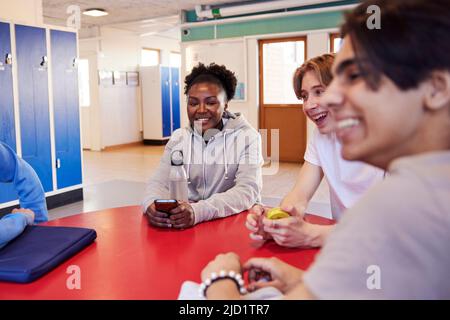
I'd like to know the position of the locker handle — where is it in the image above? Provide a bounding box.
[40,55,48,68]
[72,58,78,68]
[56,158,61,169]
[5,53,12,65]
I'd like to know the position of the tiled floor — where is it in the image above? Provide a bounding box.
[49,144,331,220]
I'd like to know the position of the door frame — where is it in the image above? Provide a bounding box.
[329,33,341,53]
[79,52,101,151]
[258,36,307,128]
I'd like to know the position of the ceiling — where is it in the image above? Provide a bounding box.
[43,0,252,26]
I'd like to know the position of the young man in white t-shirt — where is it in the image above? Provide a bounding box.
[246,54,384,248]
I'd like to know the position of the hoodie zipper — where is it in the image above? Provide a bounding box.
[202,138,207,200]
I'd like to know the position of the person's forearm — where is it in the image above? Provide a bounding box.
[192,179,260,224]
[142,180,170,212]
[305,224,335,247]
[0,214,28,248]
[205,279,242,300]
[0,144,47,222]
[14,159,48,223]
[280,162,323,212]
[280,190,309,211]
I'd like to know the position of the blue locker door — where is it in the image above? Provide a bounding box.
[51,30,82,189]
[161,66,171,137]
[170,67,180,131]
[0,23,16,150]
[15,25,53,192]
[0,22,18,203]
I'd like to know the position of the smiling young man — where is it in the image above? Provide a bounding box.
[197,0,450,299]
[142,63,263,229]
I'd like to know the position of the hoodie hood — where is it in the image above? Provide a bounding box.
[183,111,255,182]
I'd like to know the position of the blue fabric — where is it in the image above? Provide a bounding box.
[0,225,97,283]
[0,142,48,249]
[0,214,30,250]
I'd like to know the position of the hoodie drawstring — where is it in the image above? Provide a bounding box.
[187,126,230,183]
[186,132,193,184]
[223,131,228,180]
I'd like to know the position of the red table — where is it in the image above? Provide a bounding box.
[0,206,334,300]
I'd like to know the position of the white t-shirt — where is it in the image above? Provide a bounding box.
[304,128,384,220]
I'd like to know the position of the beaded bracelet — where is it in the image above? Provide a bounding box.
[199,270,248,298]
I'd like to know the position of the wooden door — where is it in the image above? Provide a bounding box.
[259,37,307,163]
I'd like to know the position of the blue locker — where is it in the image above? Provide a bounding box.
[170,67,180,131]
[50,30,82,189]
[15,25,53,193]
[161,66,171,137]
[0,22,18,203]
[0,23,16,150]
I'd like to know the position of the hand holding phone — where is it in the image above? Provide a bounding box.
[248,267,273,284]
[154,199,178,214]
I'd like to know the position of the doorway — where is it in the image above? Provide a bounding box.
[259,36,307,163]
[79,52,101,151]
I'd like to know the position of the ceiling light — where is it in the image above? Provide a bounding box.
[83,8,108,17]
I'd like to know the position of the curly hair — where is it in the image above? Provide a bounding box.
[184,63,237,101]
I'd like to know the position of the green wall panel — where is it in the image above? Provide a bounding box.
[218,11,344,38]
[184,0,359,23]
[182,10,347,42]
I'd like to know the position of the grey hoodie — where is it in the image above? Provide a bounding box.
[142,112,263,224]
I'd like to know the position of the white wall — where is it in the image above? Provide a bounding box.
[140,32,181,66]
[99,86,142,147]
[97,27,141,148]
[97,27,140,71]
[78,26,180,149]
[0,0,43,25]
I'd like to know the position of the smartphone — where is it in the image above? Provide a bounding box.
[247,268,272,284]
[154,199,178,214]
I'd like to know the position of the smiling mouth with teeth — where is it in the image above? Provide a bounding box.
[337,118,360,129]
[311,112,328,123]
[195,118,210,122]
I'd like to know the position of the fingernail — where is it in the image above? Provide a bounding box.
[250,234,263,240]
